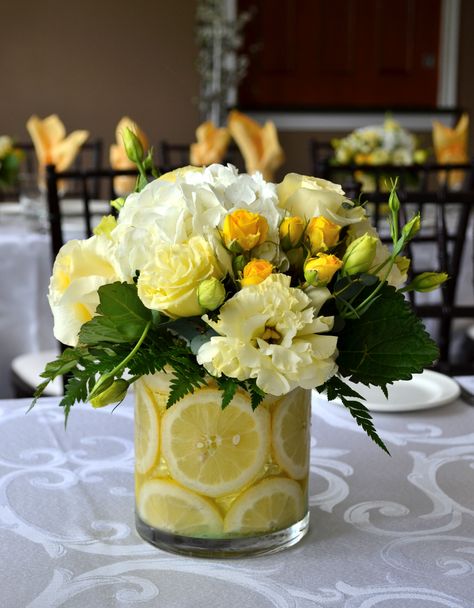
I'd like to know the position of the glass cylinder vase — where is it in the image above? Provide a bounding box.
[134,371,311,557]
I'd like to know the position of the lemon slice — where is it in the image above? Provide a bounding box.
[135,383,160,474]
[138,479,223,537]
[161,388,270,497]
[224,477,305,534]
[272,389,311,480]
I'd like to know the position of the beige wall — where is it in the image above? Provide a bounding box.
[0,0,200,154]
[1,0,472,175]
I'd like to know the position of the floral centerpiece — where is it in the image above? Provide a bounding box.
[33,131,445,557]
[332,117,429,191]
[0,136,22,189]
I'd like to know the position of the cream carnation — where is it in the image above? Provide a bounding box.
[197,274,338,395]
[137,236,224,318]
[48,235,124,346]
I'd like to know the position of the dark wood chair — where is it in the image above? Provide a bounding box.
[0,139,103,201]
[317,159,474,374]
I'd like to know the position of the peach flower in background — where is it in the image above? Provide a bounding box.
[228,110,285,181]
[26,114,89,186]
[432,113,469,189]
[190,121,230,166]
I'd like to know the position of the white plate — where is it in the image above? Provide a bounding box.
[325,370,461,412]
[0,203,22,215]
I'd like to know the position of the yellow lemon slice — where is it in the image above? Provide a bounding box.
[135,383,160,474]
[272,389,311,480]
[138,479,223,537]
[224,477,305,534]
[161,388,270,497]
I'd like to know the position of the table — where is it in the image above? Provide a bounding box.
[1,392,473,607]
[0,202,109,398]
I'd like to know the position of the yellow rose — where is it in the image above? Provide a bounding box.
[222,209,269,252]
[137,236,223,317]
[279,216,305,250]
[241,259,273,287]
[304,253,343,286]
[305,216,341,253]
[48,236,124,346]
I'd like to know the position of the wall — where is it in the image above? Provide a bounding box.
[0,0,200,155]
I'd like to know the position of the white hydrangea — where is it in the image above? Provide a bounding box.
[112,164,284,279]
[197,274,338,395]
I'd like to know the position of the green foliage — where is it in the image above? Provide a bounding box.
[216,376,238,409]
[336,284,439,388]
[319,376,390,454]
[79,282,151,344]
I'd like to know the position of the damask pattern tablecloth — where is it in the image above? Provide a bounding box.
[1,394,473,608]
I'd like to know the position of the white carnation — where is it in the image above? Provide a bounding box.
[197,274,338,395]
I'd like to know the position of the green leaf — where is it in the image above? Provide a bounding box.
[246,379,265,410]
[336,284,439,388]
[322,376,390,454]
[79,282,151,345]
[217,376,238,409]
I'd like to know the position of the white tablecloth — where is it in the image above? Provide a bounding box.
[1,392,473,607]
[0,203,109,398]
[0,219,56,397]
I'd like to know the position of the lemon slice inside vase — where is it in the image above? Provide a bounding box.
[135,383,160,475]
[224,477,305,534]
[161,388,270,497]
[138,479,223,537]
[271,388,311,480]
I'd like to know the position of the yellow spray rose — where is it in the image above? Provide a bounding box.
[305,216,341,253]
[279,216,305,250]
[304,253,343,286]
[241,259,273,287]
[137,236,223,318]
[222,209,269,252]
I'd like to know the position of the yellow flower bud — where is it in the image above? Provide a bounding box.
[279,216,305,250]
[406,272,449,293]
[241,259,273,287]
[122,127,144,164]
[395,255,410,275]
[304,253,343,286]
[402,213,421,242]
[110,197,126,211]
[305,216,341,253]
[93,215,117,238]
[342,234,378,275]
[222,209,269,252]
[197,277,226,310]
[90,379,129,408]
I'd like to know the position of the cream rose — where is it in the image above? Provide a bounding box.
[278,173,365,226]
[48,236,124,346]
[137,236,224,318]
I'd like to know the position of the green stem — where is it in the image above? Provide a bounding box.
[89,321,151,398]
